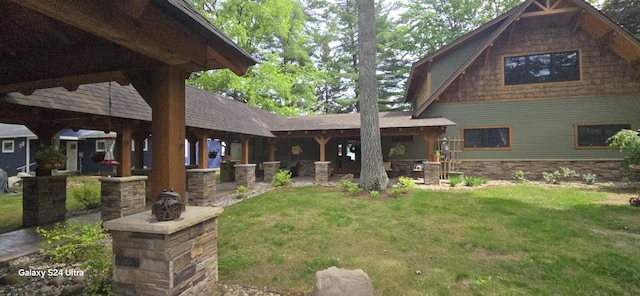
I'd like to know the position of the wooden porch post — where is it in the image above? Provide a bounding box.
[240,135,251,164]
[422,133,437,162]
[268,138,278,161]
[117,123,132,177]
[187,135,198,167]
[314,136,332,162]
[198,133,209,169]
[129,66,187,208]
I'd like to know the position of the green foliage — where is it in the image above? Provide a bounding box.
[36,221,112,295]
[450,175,464,187]
[397,176,417,190]
[35,145,66,164]
[582,173,597,185]
[90,151,105,163]
[236,186,250,194]
[369,190,380,198]
[542,167,578,184]
[602,0,640,39]
[348,185,362,196]
[608,129,640,168]
[341,179,358,191]
[71,181,101,209]
[513,170,529,182]
[272,170,292,187]
[465,176,488,187]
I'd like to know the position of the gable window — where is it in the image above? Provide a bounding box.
[2,140,14,153]
[463,127,511,150]
[505,51,579,85]
[96,140,106,152]
[575,123,631,148]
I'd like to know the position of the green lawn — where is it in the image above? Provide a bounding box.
[218,184,640,295]
[0,176,100,234]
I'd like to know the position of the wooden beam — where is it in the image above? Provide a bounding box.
[10,0,208,68]
[520,7,581,18]
[197,132,209,169]
[314,136,332,162]
[239,135,251,165]
[533,0,548,11]
[116,123,132,177]
[268,138,279,162]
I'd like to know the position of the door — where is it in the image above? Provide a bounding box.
[230,142,242,162]
[66,141,78,170]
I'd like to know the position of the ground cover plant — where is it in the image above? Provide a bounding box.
[217,185,640,295]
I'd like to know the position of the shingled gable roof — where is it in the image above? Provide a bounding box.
[272,111,455,132]
[0,83,280,138]
[405,0,640,118]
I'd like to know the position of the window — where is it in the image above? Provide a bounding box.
[463,127,511,149]
[2,140,14,153]
[575,123,631,148]
[96,140,106,152]
[505,51,579,85]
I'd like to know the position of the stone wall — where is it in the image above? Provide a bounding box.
[314,161,331,183]
[234,164,256,188]
[220,162,236,182]
[22,175,67,227]
[459,160,640,182]
[132,169,152,206]
[100,176,147,222]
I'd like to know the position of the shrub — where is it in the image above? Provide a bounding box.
[513,170,528,182]
[348,185,362,196]
[608,129,640,168]
[272,170,292,187]
[450,175,464,187]
[390,188,403,198]
[369,190,380,198]
[341,179,358,192]
[397,176,417,190]
[560,167,579,178]
[236,185,250,199]
[582,173,597,184]
[37,221,112,295]
[71,181,101,209]
[465,176,488,187]
[543,167,579,184]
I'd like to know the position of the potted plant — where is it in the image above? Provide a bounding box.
[291,145,303,155]
[433,150,441,162]
[208,150,218,158]
[35,145,67,170]
[389,143,405,157]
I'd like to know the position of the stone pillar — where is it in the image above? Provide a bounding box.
[132,169,153,207]
[423,161,440,185]
[100,176,148,222]
[234,164,256,188]
[314,161,331,184]
[187,168,218,206]
[22,175,67,227]
[262,161,281,183]
[103,206,223,296]
[220,162,235,182]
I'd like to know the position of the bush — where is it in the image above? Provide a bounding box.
[513,170,528,182]
[543,167,579,184]
[71,181,101,209]
[397,176,417,190]
[236,185,250,199]
[348,185,362,196]
[465,176,488,187]
[37,221,112,295]
[272,170,292,187]
[582,173,597,184]
[449,176,464,187]
[369,190,380,198]
[341,179,358,192]
[608,129,640,168]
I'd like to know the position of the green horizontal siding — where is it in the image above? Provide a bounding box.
[420,96,640,160]
[383,136,430,161]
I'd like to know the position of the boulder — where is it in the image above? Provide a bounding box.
[312,266,373,296]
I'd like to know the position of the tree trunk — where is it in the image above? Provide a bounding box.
[358,0,388,191]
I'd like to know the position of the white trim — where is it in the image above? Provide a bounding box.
[2,140,14,153]
[96,139,107,152]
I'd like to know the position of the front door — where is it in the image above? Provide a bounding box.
[66,141,78,170]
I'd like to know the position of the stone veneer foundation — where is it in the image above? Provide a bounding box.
[103,206,223,296]
[314,161,331,183]
[459,160,640,181]
[234,164,256,188]
[22,175,67,227]
[262,161,281,183]
[186,168,218,206]
[100,176,148,222]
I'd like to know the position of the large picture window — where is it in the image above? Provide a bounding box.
[575,123,631,148]
[505,51,579,85]
[463,127,511,150]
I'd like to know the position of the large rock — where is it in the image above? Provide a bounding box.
[312,266,374,296]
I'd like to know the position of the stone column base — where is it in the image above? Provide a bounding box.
[262,161,281,183]
[100,176,147,222]
[423,161,440,185]
[314,161,332,184]
[104,206,223,296]
[187,168,218,206]
[220,162,236,182]
[234,164,256,188]
[22,175,67,227]
[132,169,152,207]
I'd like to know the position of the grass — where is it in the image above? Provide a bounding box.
[0,176,101,234]
[217,184,640,295]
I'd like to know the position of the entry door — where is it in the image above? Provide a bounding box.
[66,141,78,170]
[230,142,242,162]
